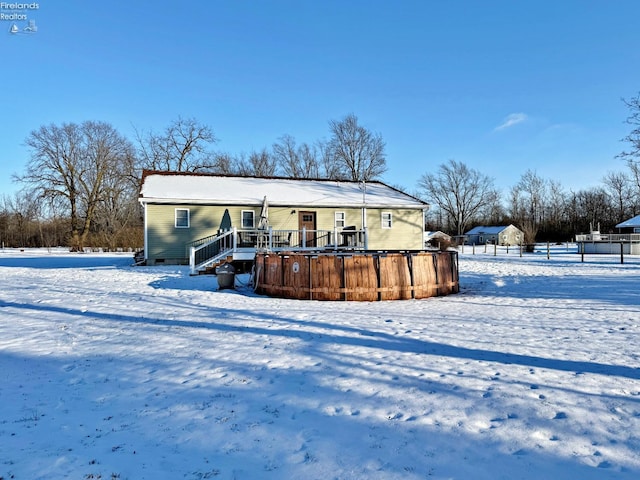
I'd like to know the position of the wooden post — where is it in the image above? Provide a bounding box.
[342,255,347,301]
[494,243,497,256]
[375,254,382,302]
[309,254,313,300]
[547,241,550,260]
[581,242,584,262]
[433,252,440,295]
[472,244,475,255]
[408,253,416,299]
[621,242,624,264]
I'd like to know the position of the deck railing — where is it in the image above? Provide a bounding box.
[575,233,640,242]
[189,226,367,274]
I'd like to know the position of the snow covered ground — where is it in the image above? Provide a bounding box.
[1,246,639,480]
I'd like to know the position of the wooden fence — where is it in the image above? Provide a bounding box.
[254,251,459,301]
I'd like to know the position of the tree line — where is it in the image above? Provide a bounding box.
[421,92,640,242]
[2,92,639,249]
[421,162,640,243]
[3,114,387,250]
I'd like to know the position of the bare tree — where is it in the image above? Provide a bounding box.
[616,93,640,208]
[15,121,135,250]
[327,114,387,181]
[298,143,322,178]
[619,93,640,161]
[0,196,8,247]
[572,188,614,232]
[316,139,343,180]
[544,180,569,238]
[136,117,217,172]
[272,135,321,178]
[206,152,237,175]
[418,159,499,236]
[603,170,635,222]
[509,170,548,243]
[93,164,141,249]
[272,134,303,177]
[0,192,41,247]
[235,149,278,177]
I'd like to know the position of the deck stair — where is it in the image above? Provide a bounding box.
[187,230,238,275]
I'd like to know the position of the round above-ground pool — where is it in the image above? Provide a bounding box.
[253,250,459,301]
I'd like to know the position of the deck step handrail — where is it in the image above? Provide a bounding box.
[189,230,236,274]
[186,232,224,250]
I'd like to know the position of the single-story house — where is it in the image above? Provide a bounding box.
[464,225,523,246]
[615,214,640,233]
[138,170,430,267]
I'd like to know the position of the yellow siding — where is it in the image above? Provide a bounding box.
[145,203,425,264]
[147,204,240,263]
[366,208,424,250]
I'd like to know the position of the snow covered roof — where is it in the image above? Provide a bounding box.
[616,214,640,229]
[465,225,513,235]
[139,171,428,209]
[424,231,451,240]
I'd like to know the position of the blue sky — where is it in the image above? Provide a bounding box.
[2,0,639,200]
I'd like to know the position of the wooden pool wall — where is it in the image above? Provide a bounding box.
[254,250,459,301]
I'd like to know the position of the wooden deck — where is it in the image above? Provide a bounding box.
[188,227,367,275]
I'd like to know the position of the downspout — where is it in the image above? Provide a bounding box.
[363,207,368,250]
[361,181,368,250]
[143,202,149,261]
[423,208,428,249]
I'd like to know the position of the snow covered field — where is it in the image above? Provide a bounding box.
[1,246,639,480]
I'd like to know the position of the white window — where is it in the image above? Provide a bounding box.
[242,210,255,229]
[381,212,392,229]
[335,212,346,228]
[175,208,190,228]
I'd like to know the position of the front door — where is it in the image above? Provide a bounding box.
[298,211,316,247]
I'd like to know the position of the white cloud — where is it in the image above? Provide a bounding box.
[494,112,528,131]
